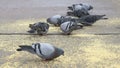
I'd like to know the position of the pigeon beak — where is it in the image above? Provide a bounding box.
[62,52,64,56]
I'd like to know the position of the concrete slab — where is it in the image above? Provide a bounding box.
[0,0,120,68]
[0,35,120,68]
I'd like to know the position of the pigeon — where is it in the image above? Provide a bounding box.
[68,3,93,11]
[16,43,64,60]
[47,15,62,26]
[67,3,93,17]
[47,15,77,26]
[27,22,49,35]
[78,14,108,26]
[60,21,83,35]
[67,9,89,18]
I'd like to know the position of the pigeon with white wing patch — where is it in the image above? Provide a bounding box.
[60,21,83,35]
[47,15,77,26]
[17,43,64,60]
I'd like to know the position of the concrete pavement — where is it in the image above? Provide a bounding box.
[0,0,120,68]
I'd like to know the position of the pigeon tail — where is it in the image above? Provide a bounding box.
[17,48,22,51]
[16,45,35,54]
[16,45,32,51]
[99,14,108,20]
[100,14,106,17]
[101,18,108,19]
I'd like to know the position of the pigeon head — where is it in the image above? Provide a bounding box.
[68,6,73,10]
[88,5,93,10]
[29,24,34,29]
[29,24,33,27]
[29,23,38,30]
[56,48,64,56]
[47,18,51,23]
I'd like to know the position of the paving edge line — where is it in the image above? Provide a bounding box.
[0,33,120,35]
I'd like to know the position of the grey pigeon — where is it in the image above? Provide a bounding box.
[17,43,64,60]
[67,3,93,17]
[47,15,77,26]
[60,21,83,35]
[28,22,49,35]
[47,15,62,26]
[68,3,93,11]
[78,14,108,26]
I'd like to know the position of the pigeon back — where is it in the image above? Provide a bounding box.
[74,5,83,11]
[80,3,93,11]
[32,43,55,58]
[60,21,74,34]
[47,15,62,24]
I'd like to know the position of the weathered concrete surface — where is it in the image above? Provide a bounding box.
[0,0,120,68]
[0,35,120,68]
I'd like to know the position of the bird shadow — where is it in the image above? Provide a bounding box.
[23,58,62,64]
